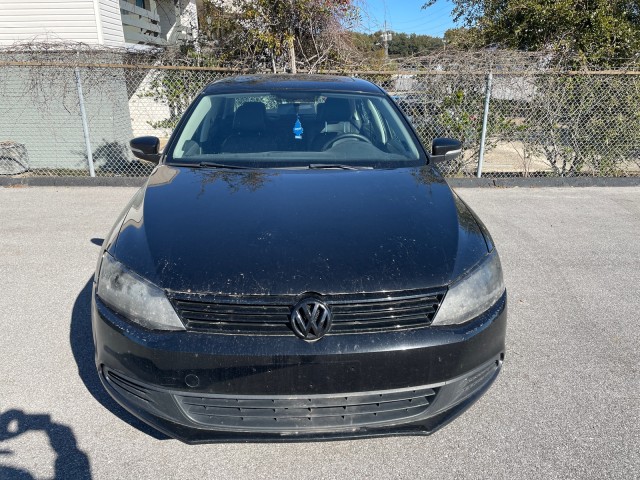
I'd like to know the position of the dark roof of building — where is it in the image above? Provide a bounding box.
[203,74,384,95]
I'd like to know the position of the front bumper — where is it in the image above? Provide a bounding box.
[92,289,506,443]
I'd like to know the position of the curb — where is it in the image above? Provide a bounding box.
[447,177,640,188]
[0,177,147,187]
[1,176,640,188]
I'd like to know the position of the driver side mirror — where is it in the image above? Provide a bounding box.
[130,136,161,164]
[429,138,462,163]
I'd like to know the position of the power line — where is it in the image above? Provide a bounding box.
[390,14,455,30]
[390,11,453,27]
[359,1,457,36]
[389,18,458,36]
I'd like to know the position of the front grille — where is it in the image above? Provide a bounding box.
[170,288,446,335]
[175,386,439,432]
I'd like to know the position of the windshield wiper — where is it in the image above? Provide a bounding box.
[198,161,252,170]
[308,164,373,170]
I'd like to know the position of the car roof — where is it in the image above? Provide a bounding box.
[202,74,385,95]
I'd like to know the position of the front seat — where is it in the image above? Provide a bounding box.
[221,102,277,153]
[311,98,358,150]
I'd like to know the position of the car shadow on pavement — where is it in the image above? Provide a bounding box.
[0,409,91,479]
[70,278,168,440]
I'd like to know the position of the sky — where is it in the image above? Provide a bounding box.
[359,0,457,37]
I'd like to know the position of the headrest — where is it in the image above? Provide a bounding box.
[233,102,267,132]
[320,98,351,123]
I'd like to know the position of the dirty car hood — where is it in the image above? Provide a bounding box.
[109,165,488,295]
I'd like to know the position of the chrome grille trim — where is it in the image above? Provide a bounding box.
[169,288,446,334]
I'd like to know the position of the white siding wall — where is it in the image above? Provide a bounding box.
[0,1,99,46]
[98,0,126,47]
[0,0,126,47]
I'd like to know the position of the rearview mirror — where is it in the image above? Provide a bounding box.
[130,136,161,164]
[429,138,462,163]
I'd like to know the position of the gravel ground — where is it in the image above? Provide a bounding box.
[0,185,638,479]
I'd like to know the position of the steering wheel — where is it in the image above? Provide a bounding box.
[321,133,372,151]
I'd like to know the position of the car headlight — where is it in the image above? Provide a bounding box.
[432,250,505,326]
[96,252,185,331]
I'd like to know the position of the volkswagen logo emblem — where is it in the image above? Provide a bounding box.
[290,298,332,341]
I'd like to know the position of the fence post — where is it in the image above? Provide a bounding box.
[477,71,493,178]
[74,67,95,177]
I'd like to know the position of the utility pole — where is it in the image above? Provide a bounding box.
[381,21,392,61]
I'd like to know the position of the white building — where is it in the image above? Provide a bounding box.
[0,1,205,174]
[0,0,200,48]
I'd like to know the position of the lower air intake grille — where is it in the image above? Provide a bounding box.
[174,386,439,432]
[104,368,154,405]
[170,288,446,335]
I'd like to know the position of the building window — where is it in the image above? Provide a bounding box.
[135,0,147,9]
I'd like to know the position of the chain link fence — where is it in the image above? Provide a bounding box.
[1,50,639,178]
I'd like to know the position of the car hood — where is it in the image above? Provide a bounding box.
[109,165,488,295]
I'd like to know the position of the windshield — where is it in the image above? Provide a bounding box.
[167,91,424,168]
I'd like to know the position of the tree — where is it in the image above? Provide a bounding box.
[425,0,640,65]
[202,0,360,72]
[387,32,443,56]
[348,31,443,58]
[443,27,483,49]
[141,1,360,131]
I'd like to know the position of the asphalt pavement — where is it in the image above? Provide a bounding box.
[0,185,638,479]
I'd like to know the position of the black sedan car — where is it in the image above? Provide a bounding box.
[92,75,506,443]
